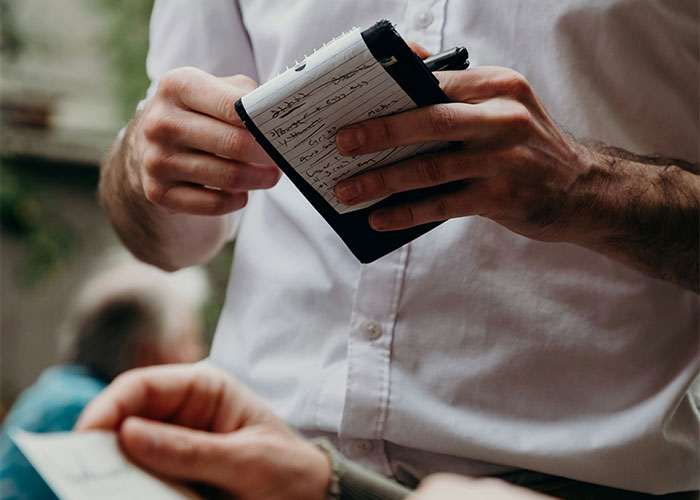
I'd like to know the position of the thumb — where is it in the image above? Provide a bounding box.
[407,42,432,59]
[119,416,235,492]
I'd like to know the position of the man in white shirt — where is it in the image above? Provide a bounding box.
[95,0,699,497]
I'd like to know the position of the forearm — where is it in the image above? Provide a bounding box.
[98,117,229,271]
[566,145,699,292]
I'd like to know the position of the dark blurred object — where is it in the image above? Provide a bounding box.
[0,0,23,60]
[1,92,54,129]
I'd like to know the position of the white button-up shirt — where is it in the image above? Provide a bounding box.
[145,0,699,494]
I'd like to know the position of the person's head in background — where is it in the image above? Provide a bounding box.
[58,249,209,382]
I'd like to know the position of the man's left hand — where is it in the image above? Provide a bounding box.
[334,66,699,292]
[334,66,588,243]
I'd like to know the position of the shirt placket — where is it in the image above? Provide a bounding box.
[338,244,409,475]
[401,0,448,54]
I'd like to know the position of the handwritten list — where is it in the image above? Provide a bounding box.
[241,28,439,213]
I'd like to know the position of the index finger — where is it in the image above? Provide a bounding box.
[335,98,521,155]
[75,364,262,433]
[75,365,202,431]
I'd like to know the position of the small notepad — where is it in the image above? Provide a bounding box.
[240,27,438,214]
[236,20,463,263]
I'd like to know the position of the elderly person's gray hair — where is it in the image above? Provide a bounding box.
[59,250,209,381]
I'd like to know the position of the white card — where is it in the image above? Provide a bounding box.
[11,429,203,500]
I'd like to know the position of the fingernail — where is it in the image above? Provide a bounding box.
[336,127,365,154]
[335,180,359,203]
[370,210,389,230]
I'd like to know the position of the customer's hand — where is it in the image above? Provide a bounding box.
[75,364,330,500]
[131,68,281,216]
[408,473,551,500]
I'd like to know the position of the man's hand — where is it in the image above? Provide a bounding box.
[100,68,281,270]
[132,68,280,216]
[75,364,331,500]
[408,473,551,500]
[334,66,699,291]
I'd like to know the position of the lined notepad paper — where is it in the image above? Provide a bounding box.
[240,28,438,214]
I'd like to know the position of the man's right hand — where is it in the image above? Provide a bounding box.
[99,68,281,270]
[132,67,280,216]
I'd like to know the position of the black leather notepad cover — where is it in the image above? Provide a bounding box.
[235,20,451,263]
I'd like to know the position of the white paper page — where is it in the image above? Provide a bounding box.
[241,28,439,214]
[11,430,203,500]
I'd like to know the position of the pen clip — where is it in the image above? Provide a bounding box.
[423,46,470,72]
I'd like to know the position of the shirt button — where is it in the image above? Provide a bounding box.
[350,439,374,458]
[361,320,382,341]
[414,10,434,29]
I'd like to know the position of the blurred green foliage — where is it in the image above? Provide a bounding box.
[94,0,154,121]
[0,161,81,287]
[0,0,23,59]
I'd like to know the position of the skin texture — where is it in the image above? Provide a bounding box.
[333,67,699,292]
[75,364,331,500]
[408,474,551,500]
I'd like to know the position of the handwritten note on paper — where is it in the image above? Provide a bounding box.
[11,430,203,500]
[241,28,439,214]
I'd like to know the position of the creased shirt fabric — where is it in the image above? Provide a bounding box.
[144,0,699,494]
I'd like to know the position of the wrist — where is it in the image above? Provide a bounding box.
[555,142,632,249]
[563,142,700,290]
[311,438,411,500]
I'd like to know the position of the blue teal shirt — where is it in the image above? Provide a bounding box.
[0,365,107,500]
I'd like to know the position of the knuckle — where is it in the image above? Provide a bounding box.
[142,146,174,179]
[158,67,189,99]
[427,104,456,134]
[156,72,178,99]
[502,69,532,101]
[375,117,398,145]
[142,178,168,205]
[158,67,204,103]
[220,129,245,155]
[170,434,202,463]
[432,197,451,220]
[142,112,181,143]
[361,170,388,196]
[216,93,240,123]
[403,205,417,227]
[417,154,445,184]
[487,178,517,206]
[218,165,240,190]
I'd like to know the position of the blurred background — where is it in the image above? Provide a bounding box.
[0,0,233,418]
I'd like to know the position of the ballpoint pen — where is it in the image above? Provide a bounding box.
[423,46,470,71]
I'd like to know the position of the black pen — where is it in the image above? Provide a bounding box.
[423,46,470,71]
